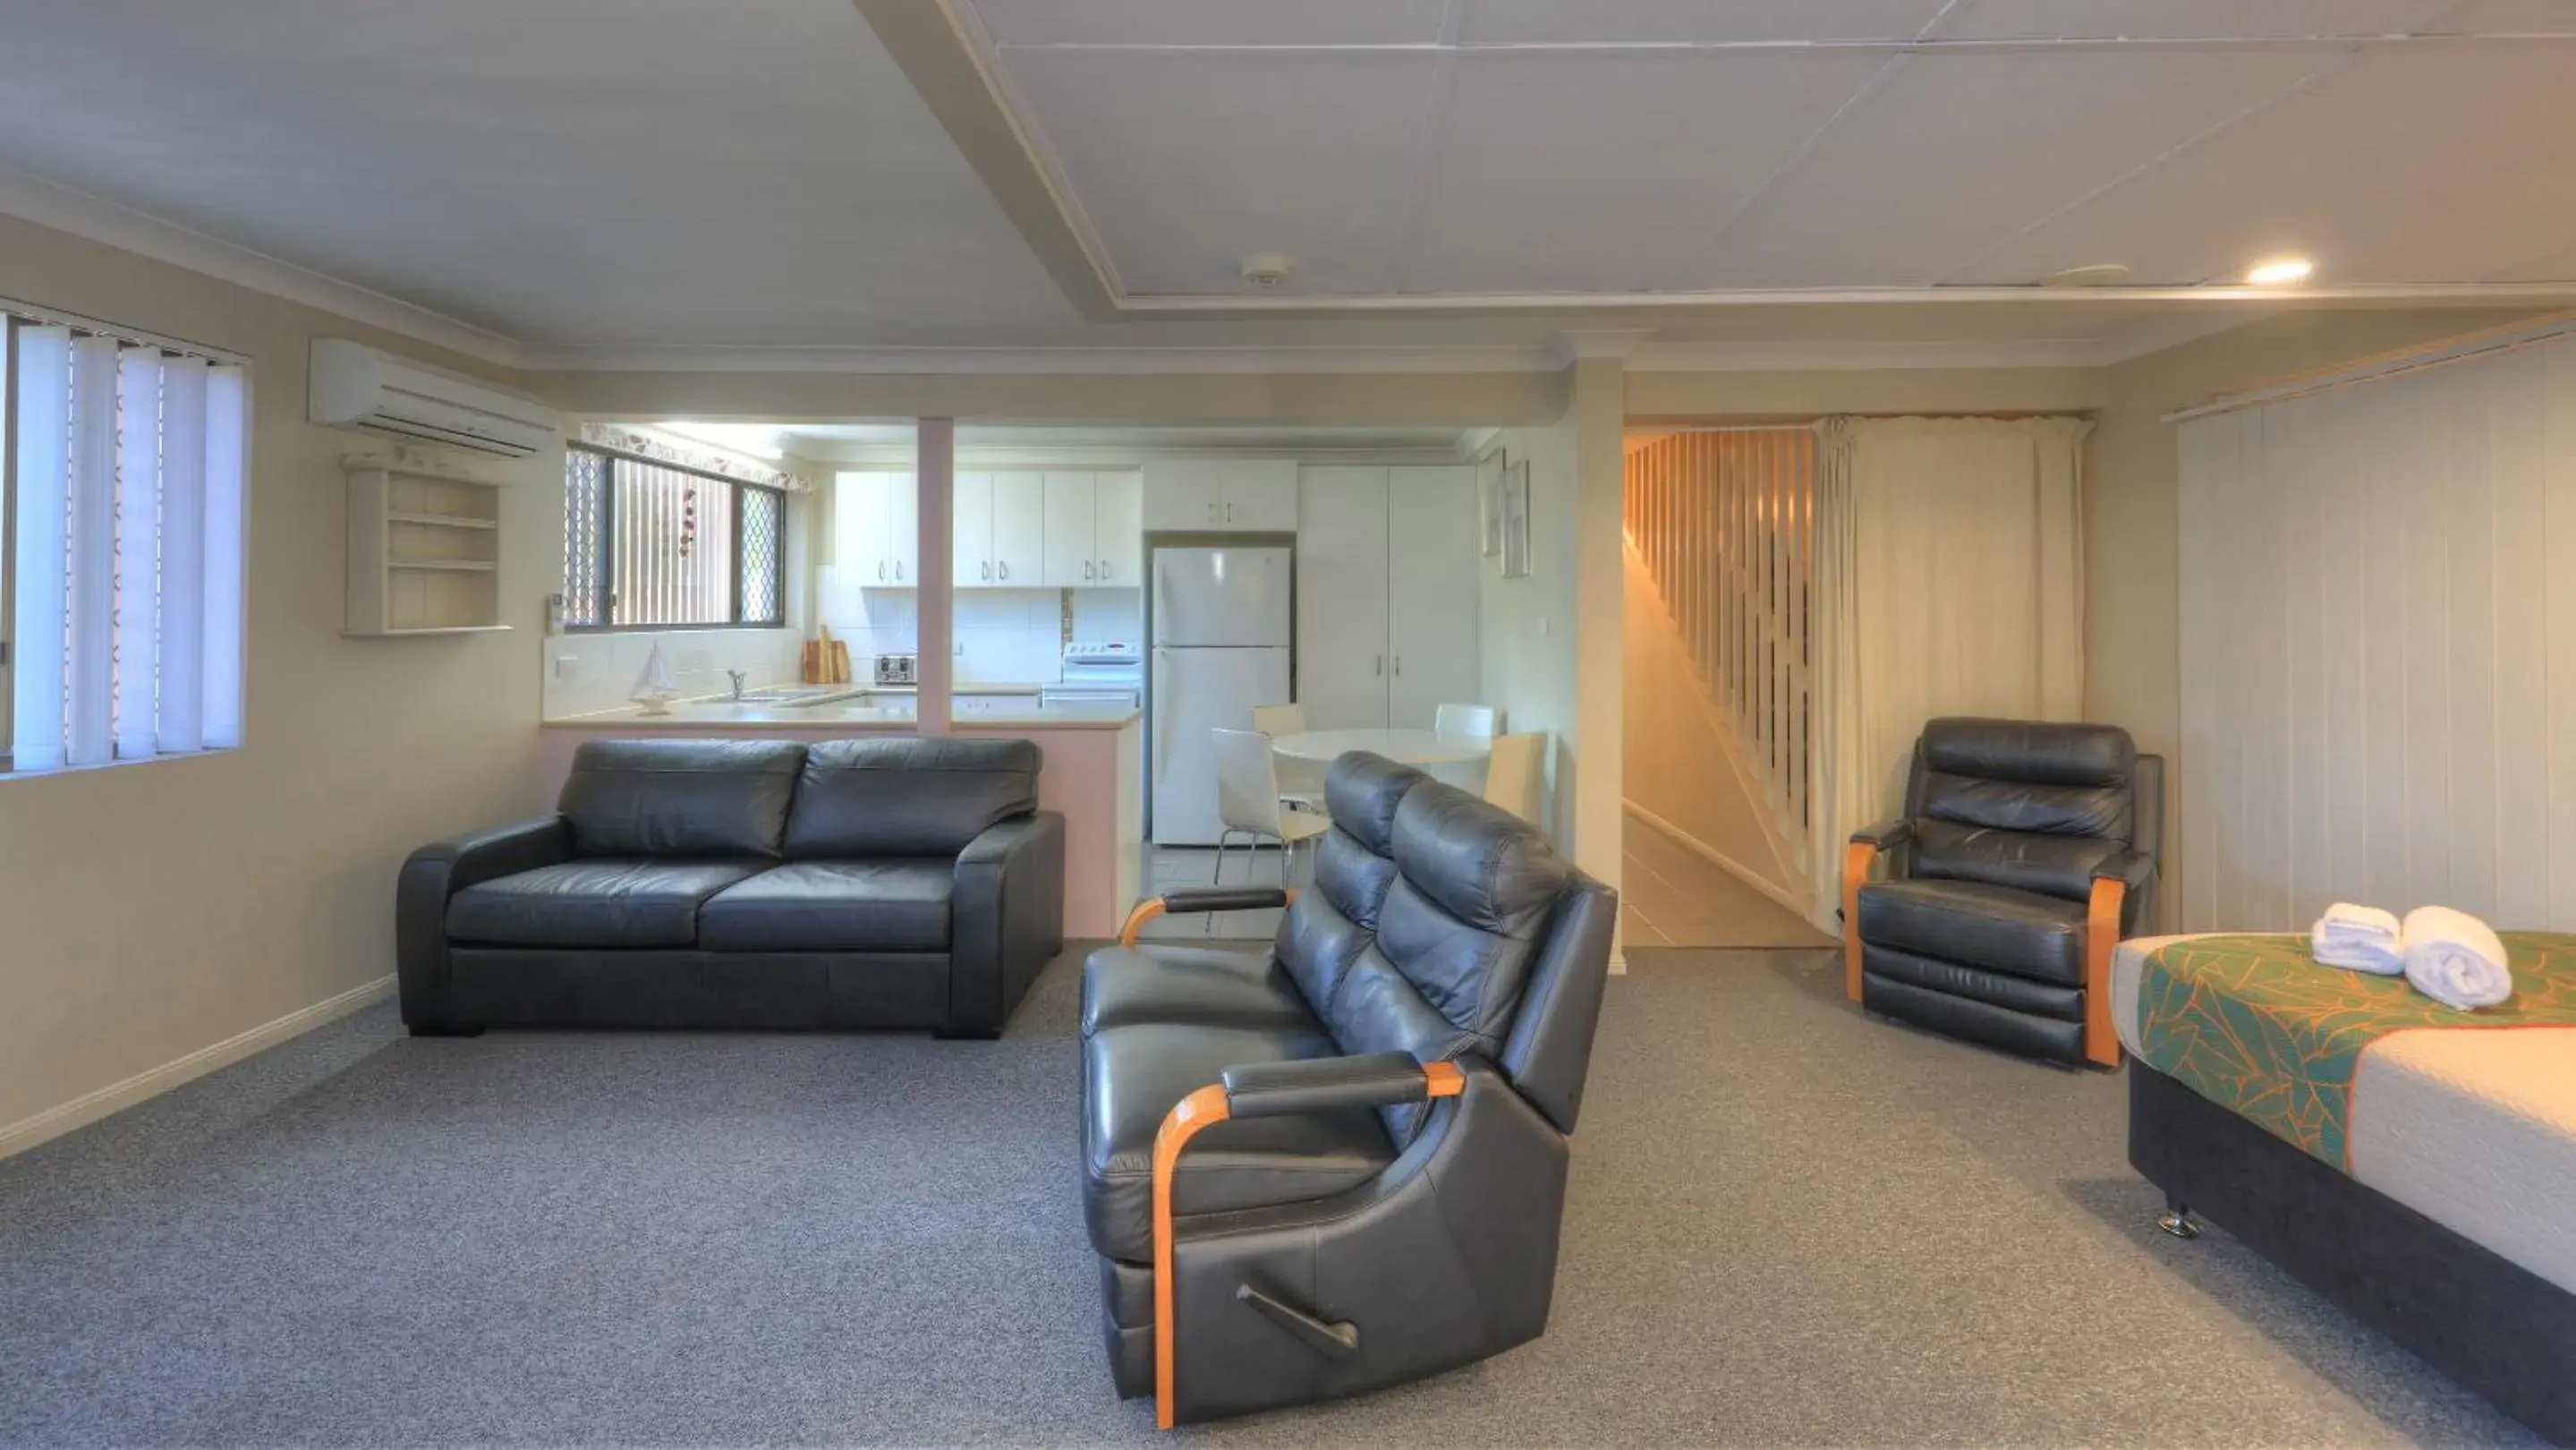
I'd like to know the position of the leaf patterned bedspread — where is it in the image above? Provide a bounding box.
[2132,932,2576,1169]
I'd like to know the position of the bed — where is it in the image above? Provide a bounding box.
[2115,933,2576,1445]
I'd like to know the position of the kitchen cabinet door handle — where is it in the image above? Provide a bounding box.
[1394,656,1402,676]
[999,561,1008,581]
[981,561,990,581]
[1100,559,1111,580]
[1084,560,1095,580]
[1374,655,1383,677]
[896,560,905,582]
[878,560,888,583]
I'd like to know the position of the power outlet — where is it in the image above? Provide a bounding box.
[553,654,581,679]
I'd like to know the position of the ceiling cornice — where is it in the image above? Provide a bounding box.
[0,166,526,367]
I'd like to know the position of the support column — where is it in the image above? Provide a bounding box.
[915,418,956,735]
[1567,349,1629,961]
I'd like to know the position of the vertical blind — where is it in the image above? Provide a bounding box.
[7,316,247,772]
[2178,335,2576,932]
[561,445,783,629]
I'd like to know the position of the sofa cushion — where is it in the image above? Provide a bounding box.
[1855,877,2087,985]
[697,859,954,952]
[785,737,1040,859]
[1083,1022,1395,1263]
[446,860,762,949]
[1081,943,1320,1036]
[557,739,805,858]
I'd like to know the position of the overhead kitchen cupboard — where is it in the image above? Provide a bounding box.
[1294,465,1479,729]
[1141,458,1297,532]
[834,471,918,586]
[953,471,1045,587]
[1041,471,1143,586]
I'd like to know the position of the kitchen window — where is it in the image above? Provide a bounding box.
[561,443,786,630]
[1,306,249,776]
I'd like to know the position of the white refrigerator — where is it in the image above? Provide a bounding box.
[1152,546,1292,846]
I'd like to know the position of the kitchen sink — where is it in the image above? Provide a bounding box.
[732,686,869,706]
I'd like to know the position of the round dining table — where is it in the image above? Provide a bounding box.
[1271,728,1492,768]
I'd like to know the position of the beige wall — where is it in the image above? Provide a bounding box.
[1478,416,1582,845]
[0,214,559,1147]
[2088,308,2545,925]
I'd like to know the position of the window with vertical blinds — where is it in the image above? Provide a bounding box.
[3,311,248,776]
[560,444,785,630]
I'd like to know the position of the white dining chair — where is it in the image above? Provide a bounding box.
[1483,731,1545,824]
[1211,728,1330,917]
[1435,702,1501,738]
[1249,703,1324,814]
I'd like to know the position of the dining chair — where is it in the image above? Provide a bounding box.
[1435,702,1501,738]
[1483,731,1545,824]
[1249,703,1324,813]
[1211,728,1331,917]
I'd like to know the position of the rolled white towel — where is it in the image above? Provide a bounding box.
[2311,902,2403,975]
[2400,906,2513,1011]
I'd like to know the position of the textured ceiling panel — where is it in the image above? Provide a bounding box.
[1405,51,1888,293]
[1002,49,1439,294]
[1960,47,2576,286]
[1457,0,1951,45]
[1680,47,2334,289]
[0,0,1075,345]
[1932,0,2466,41]
[972,0,1448,47]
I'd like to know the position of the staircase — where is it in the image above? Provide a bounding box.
[1623,430,1816,871]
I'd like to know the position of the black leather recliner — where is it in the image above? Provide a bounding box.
[398,737,1064,1037]
[1079,752,1618,1427]
[1841,717,2162,1067]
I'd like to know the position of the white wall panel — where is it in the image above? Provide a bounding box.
[2179,337,2576,931]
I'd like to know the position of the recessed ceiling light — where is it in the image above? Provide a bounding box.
[2246,257,2315,286]
[2042,263,2131,289]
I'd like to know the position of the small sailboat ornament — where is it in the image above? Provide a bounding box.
[630,642,680,715]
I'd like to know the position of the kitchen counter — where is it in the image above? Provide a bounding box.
[542,696,1139,730]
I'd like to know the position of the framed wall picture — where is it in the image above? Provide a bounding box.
[1479,452,1505,557]
[1501,459,1532,578]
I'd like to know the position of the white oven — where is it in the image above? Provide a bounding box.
[1042,641,1142,710]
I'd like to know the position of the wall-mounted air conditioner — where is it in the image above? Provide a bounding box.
[307,339,557,459]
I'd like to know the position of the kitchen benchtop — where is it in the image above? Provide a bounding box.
[542,696,1139,731]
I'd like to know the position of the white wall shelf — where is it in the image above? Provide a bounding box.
[347,460,506,635]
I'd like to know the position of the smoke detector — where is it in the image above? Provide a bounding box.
[1239,253,1297,292]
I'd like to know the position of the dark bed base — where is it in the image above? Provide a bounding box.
[2129,1064,2576,1445]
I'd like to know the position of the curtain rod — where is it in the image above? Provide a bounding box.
[2164,308,2576,423]
[1629,422,1823,435]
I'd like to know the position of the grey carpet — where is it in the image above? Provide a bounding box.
[0,948,2541,1447]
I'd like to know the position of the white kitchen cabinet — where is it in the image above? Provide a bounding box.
[1042,471,1098,585]
[1143,458,1297,533]
[1093,470,1142,586]
[1296,467,1395,729]
[834,470,919,587]
[1385,467,1482,728]
[951,471,1045,587]
[953,472,993,586]
[1218,460,1298,530]
[990,471,1045,587]
[1294,465,1479,730]
[1142,459,1220,531]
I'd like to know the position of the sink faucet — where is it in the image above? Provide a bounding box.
[727,669,746,700]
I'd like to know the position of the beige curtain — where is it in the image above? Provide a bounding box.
[1808,416,2092,928]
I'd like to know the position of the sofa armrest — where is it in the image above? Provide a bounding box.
[396,816,570,1032]
[1118,886,1295,946]
[1219,1053,1466,1120]
[2092,849,2155,891]
[1849,818,1912,850]
[947,811,1066,1037]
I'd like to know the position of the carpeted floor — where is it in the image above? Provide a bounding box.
[0,947,2540,1446]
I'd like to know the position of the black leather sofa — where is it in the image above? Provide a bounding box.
[1841,717,2162,1067]
[398,737,1063,1037]
[1079,753,1618,1426]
